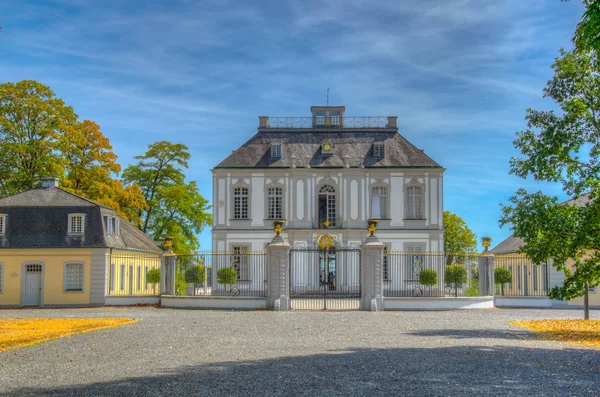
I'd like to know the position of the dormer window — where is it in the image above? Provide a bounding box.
[114,218,120,237]
[104,216,120,237]
[104,216,112,235]
[373,142,384,158]
[271,144,281,158]
[311,106,345,127]
[68,214,85,235]
[0,214,6,235]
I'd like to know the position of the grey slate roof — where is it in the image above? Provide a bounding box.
[215,130,442,169]
[490,193,591,255]
[0,186,162,253]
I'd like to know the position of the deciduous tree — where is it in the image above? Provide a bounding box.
[0,80,77,196]
[501,50,600,319]
[443,211,477,266]
[123,141,211,252]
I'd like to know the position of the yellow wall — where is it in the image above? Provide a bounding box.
[0,248,92,306]
[107,249,161,296]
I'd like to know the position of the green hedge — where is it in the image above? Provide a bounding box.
[146,269,160,284]
[419,269,438,287]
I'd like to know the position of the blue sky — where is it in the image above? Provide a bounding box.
[0,0,586,250]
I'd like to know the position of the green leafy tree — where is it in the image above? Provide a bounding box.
[501,50,600,319]
[0,80,77,196]
[573,0,600,53]
[419,269,437,295]
[146,269,160,284]
[184,265,206,285]
[443,211,478,268]
[217,267,237,294]
[444,266,468,297]
[123,141,211,252]
[494,268,513,296]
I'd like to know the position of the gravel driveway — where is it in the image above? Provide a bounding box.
[0,307,598,397]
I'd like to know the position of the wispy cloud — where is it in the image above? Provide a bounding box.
[0,0,586,249]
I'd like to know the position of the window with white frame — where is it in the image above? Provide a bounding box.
[113,218,120,237]
[233,187,249,219]
[232,245,249,280]
[104,216,112,235]
[371,186,388,219]
[373,142,384,158]
[270,144,281,158]
[405,186,423,219]
[65,263,84,291]
[68,214,85,234]
[267,187,283,219]
[0,214,6,235]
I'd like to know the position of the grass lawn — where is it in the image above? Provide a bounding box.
[0,318,137,352]
[512,320,600,349]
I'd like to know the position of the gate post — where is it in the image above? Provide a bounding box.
[163,253,177,296]
[360,235,385,311]
[266,236,291,311]
[478,253,494,297]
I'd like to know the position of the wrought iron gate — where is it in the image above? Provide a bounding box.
[289,243,361,310]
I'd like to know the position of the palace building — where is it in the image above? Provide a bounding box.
[211,105,445,252]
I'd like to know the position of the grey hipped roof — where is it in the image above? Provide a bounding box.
[0,186,162,253]
[215,130,442,169]
[490,193,591,255]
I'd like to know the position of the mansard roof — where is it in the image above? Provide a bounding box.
[214,130,442,169]
[0,186,162,253]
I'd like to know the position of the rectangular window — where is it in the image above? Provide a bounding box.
[371,187,388,219]
[120,264,126,291]
[233,187,249,219]
[0,214,6,235]
[267,187,283,219]
[68,214,85,234]
[232,245,249,280]
[270,144,281,158]
[104,216,111,235]
[406,187,423,219]
[65,263,84,291]
[114,218,120,237]
[330,111,341,125]
[315,111,325,125]
[373,142,384,158]
[110,263,116,292]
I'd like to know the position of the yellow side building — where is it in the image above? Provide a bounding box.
[0,178,163,307]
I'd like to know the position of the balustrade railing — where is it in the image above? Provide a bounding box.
[263,116,390,129]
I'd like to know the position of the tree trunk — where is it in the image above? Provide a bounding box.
[584,286,589,320]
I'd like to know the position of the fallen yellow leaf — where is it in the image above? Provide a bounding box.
[511,320,600,349]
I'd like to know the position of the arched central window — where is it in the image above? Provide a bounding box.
[318,184,336,227]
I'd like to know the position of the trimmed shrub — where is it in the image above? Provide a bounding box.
[217,267,238,293]
[146,269,160,284]
[445,266,468,285]
[175,270,187,296]
[184,265,206,285]
[419,269,438,287]
[494,267,512,296]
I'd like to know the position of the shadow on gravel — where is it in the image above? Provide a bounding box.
[408,328,533,340]
[6,345,599,397]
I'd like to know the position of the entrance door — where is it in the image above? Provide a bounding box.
[23,264,42,306]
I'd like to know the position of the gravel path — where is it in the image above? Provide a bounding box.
[0,307,598,397]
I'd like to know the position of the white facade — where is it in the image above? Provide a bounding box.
[211,169,444,251]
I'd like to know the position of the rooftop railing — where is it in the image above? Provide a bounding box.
[258,116,397,129]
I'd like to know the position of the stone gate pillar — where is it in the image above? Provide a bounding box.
[266,236,291,311]
[360,235,385,311]
[478,253,495,296]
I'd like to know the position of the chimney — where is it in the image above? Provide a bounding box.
[386,116,398,128]
[258,116,269,128]
[41,177,59,188]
